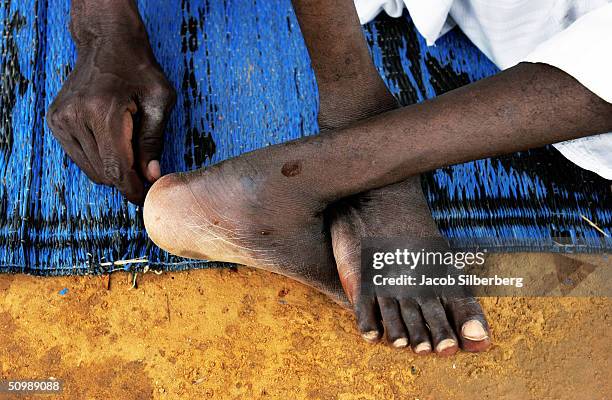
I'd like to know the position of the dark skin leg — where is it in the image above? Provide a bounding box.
[290,0,397,130]
[144,63,612,347]
[291,0,488,353]
[144,4,612,353]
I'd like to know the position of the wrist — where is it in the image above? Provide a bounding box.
[69,0,147,47]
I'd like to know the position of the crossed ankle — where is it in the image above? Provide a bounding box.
[317,83,398,131]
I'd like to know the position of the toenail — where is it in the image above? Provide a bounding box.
[414,342,432,354]
[392,338,408,348]
[436,338,457,353]
[362,330,380,342]
[461,320,488,341]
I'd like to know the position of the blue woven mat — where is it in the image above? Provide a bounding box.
[1,1,610,275]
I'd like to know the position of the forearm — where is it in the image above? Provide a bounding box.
[69,0,147,47]
[255,63,612,203]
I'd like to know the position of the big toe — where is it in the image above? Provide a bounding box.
[444,297,491,352]
[354,297,383,343]
[460,319,491,352]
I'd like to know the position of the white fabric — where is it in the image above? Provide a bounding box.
[354,0,612,180]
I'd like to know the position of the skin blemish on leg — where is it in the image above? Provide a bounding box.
[281,160,302,177]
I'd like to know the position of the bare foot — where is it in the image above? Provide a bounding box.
[143,149,490,355]
[144,159,349,304]
[143,0,399,307]
[291,0,491,353]
[144,0,490,354]
[329,177,491,355]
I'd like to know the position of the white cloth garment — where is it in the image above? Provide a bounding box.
[354,0,612,180]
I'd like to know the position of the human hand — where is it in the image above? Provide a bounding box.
[47,0,176,204]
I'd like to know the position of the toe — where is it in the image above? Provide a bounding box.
[329,207,362,303]
[330,206,385,343]
[444,297,491,352]
[378,297,409,348]
[398,298,432,354]
[419,298,459,356]
[354,296,382,343]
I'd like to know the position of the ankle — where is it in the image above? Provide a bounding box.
[317,79,398,131]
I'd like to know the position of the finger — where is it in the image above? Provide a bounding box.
[442,297,491,352]
[94,101,145,204]
[55,134,104,184]
[418,298,459,356]
[47,102,105,184]
[136,84,176,182]
[63,118,106,181]
[76,126,104,173]
[103,154,145,204]
[377,297,409,348]
[398,298,432,354]
[354,296,382,343]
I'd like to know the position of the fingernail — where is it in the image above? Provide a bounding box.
[362,330,380,342]
[436,338,457,353]
[147,160,161,182]
[414,342,432,354]
[461,320,488,341]
[392,338,408,348]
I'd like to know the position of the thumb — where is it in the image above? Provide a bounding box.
[136,102,168,183]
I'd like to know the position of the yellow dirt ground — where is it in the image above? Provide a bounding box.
[0,255,610,399]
